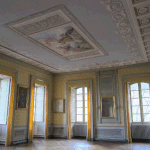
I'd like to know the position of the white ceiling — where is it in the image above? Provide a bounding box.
[0,0,149,73]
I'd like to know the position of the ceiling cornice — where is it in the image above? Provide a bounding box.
[0,40,59,73]
[54,61,150,76]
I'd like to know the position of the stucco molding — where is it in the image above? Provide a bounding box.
[0,40,59,72]
[100,0,143,60]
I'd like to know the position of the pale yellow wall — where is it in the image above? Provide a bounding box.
[54,65,150,126]
[53,73,97,125]
[118,66,150,125]
[1,54,150,128]
[0,57,53,126]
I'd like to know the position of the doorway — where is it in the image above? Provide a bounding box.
[33,84,46,138]
[66,79,93,141]
[71,87,88,139]
[28,76,49,142]
[0,74,11,144]
[128,81,150,142]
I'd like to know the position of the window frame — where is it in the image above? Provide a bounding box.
[33,85,46,123]
[129,82,150,124]
[75,87,87,124]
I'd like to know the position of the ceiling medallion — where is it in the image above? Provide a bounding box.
[4,5,107,61]
[100,0,142,59]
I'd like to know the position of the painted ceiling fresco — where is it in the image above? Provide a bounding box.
[31,25,93,56]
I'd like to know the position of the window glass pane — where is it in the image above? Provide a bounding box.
[131,91,139,99]
[0,78,10,124]
[36,98,43,108]
[143,106,150,113]
[85,101,87,107]
[142,98,150,105]
[131,99,140,106]
[77,115,83,122]
[131,83,138,90]
[77,94,83,100]
[85,94,87,100]
[84,87,87,93]
[142,90,150,97]
[141,82,149,90]
[77,101,83,107]
[144,114,150,122]
[35,108,43,122]
[85,108,88,115]
[132,106,141,113]
[132,114,141,122]
[77,108,83,114]
[77,88,83,94]
[85,115,88,122]
[0,108,7,124]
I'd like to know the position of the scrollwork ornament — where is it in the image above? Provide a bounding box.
[106,2,123,13]
[111,11,126,22]
[116,27,132,36]
[116,21,129,28]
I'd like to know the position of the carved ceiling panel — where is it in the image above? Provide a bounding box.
[4,5,107,61]
[130,0,150,61]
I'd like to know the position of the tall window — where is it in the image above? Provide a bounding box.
[0,77,11,124]
[34,85,45,122]
[76,87,88,123]
[129,82,150,123]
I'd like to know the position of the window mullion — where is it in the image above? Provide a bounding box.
[139,82,144,124]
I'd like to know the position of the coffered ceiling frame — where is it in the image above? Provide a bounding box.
[123,0,149,61]
[4,4,107,61]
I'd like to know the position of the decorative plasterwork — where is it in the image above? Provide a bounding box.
[4,4,107,61]
[127,0,150,61]
[0,40,146,73]
[56,59,146,72]
[100,0,144,60]
[0,40,59,72]
[132,0,148,4]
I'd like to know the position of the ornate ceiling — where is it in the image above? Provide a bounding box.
[5,5,107,61]
[0,0,149,73]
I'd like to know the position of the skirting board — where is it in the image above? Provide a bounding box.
[12,140,28,145]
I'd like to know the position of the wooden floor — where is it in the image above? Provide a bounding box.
[0,139,150,150]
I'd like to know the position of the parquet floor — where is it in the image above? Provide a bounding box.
[0,138,150,150]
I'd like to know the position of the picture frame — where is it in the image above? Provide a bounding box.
[17,85,29,109]
[100,96,116,119]
[54,99,65,113]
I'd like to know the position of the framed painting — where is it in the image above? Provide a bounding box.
[17,85,29,109]
[54,99,65,113]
